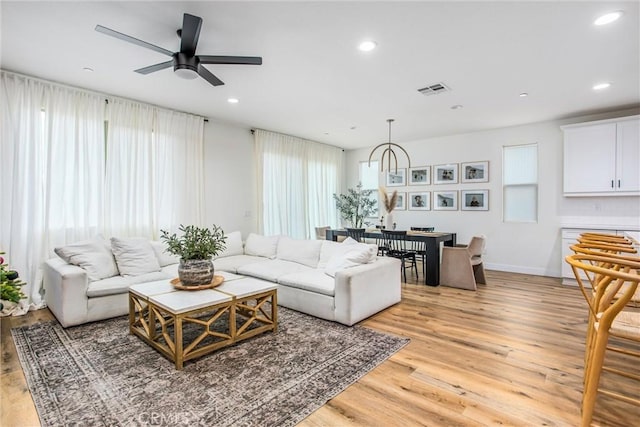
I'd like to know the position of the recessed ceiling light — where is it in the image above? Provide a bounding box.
[519,92,529,97]
[358,40,377,52]
[227,98,239,104]
[83,67,94,72]
[593,82,611,90]
[450,105,463,110]
[594,11,624,26]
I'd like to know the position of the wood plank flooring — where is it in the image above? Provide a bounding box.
[1,270,638,426]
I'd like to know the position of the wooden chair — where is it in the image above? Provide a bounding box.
[580,232,633,245]
[565,254,640,427]
[380,230,418,282]
[440,236,486,291]
[345,228,366,243]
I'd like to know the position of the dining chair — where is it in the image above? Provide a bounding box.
[315,226,330,240]
[580,232,633,245]
[380,230,418,282]
[345,228,366,243]
[565,253,640,427]
[440,235,486,291]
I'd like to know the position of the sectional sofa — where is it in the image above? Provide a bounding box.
[43,232,401,327]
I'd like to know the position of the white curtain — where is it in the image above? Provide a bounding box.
[0,71,205,314]
[254,129,343,239]
[1,71,105,313]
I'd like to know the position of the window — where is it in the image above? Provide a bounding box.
[503,144,538,222]
[359,160,379,219]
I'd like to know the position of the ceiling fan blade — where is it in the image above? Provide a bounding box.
[135,61,174,75]
[197,65,224,86]
[198,55,263,65]
[95,25,174,57]
[180,13,202,56]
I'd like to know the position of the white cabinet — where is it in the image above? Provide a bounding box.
[562,115,640,196]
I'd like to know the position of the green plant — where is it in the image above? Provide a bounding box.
[160,225,227,260]
[0,252,27,303]
[333,183,377,228]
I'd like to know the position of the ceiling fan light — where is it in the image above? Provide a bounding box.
[174,67,198,80]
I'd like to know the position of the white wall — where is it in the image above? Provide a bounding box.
[203,119,257,237]
[345,108,640,277]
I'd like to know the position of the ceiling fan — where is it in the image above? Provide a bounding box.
[95,13,262,87]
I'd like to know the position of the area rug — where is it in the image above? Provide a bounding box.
[12,307,409,427]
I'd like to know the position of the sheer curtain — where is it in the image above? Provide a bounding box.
[254,129,343,239]
[1,71,205,314]
[1,71,105,313]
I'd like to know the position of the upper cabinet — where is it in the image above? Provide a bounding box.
[562,115,640,196]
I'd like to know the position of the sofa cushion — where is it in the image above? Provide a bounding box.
[214,255,269,274]
[278,270,336,296]
[244,233,279,259]
[86,271,170,298]
[277,237,322,268]
[237,259,312,282]
[54,238,119,281]
[216,231,244,258]
[111,237,161,276]
[150,241,179,267]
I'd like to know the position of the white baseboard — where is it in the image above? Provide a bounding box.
[484,262,561,278]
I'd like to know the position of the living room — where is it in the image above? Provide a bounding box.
[1,1,639,426]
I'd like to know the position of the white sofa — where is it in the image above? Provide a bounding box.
[44,232,401,328]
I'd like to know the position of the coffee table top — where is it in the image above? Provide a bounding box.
[129,272,277,314]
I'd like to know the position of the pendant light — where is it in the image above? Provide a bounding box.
[367,119,411,173]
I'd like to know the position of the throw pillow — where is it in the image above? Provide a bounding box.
[54,238,119,281]
[324,238,378,277]
[149,241,179,267]
[216,231,244,258]
[110,237,161,276]
[244,233,280,259]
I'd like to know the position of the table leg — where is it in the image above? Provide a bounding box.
[175,315,183,370]
[425,241,439,286]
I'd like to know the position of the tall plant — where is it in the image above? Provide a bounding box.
[333,183,377,228]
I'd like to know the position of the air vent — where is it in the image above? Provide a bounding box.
[417,82,451,96]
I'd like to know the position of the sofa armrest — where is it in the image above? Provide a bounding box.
[334,257,401,326]
[43,258,90,327]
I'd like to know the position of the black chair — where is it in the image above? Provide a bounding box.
[345,228,366,242]
[380,230,418,282]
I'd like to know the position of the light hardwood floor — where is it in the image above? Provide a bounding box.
[1,270,638,426]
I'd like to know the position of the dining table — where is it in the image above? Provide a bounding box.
[325,229,457,286]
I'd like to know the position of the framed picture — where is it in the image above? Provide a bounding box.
[408,191,430,211]
[389,192,406,210]
[409,166,431,185]
[461,190,489,211]
[386,168,406,187]
[433,164,458,184]
[461,161,489,183]
[433,191,458,211]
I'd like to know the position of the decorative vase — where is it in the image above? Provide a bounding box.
[385,212,394,230]
[178,259,214,286]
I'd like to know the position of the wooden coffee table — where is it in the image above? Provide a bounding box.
[129,273,277,370]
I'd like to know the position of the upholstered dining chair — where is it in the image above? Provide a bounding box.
[380,230,418,282]
[315,226,330,240]
[565,254,640,427]
[440,235,486,291]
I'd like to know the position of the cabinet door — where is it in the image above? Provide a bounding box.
[563,123,616,193]
[616,118,640,192]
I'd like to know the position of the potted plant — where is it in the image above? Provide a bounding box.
[0,252,27,311]
[333,183,377,228]
[160,224,227,287]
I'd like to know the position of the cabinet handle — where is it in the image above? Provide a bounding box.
[618,180,621,188]
[611,180,614,188]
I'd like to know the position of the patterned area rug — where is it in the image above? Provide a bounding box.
[12,307,408,427]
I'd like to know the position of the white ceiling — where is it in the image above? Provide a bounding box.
[2,1,639,149]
